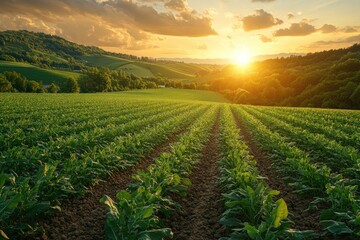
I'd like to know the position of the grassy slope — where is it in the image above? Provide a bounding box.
[81,54,204,79]
[80,55,131,70]
[0,61,81,86]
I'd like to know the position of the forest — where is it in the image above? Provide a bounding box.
[207,44,360,109]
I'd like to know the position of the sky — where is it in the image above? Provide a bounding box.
[0,0,359,61]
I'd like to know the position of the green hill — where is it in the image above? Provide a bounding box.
[81,54,201,79]
[0,61,81,86]
[0,30,206,81]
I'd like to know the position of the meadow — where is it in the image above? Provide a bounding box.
[0,61,81,86]
[0,89,359,240]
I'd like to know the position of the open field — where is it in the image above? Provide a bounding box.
[0,61,81,86]
[0,89,359,240]
[81,54,202,79]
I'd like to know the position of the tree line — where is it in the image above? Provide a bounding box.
[206,44,360,109]
[0,67,195,93]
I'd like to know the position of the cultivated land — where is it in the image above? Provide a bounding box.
[0,89,359,240]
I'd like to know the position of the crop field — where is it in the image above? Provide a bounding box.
[0,89,359,240]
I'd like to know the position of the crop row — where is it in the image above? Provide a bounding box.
[234,106,360,237]
[253,106,359,150]
[218,105,296,239]
[243,106,359,178]
[0,102,209,237]
[101,106,218,239]
[0,101,182,150]
[273,107,360,129]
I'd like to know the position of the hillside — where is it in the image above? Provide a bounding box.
[0,61,81,87]
[204,44,360,109]
[0,30,206,82]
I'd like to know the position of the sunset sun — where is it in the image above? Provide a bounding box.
[235,52,251,66]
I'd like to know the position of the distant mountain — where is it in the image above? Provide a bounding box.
[161,53,306,65]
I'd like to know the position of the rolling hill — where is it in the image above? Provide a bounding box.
[0,61,81,86]
[0,30,208,84]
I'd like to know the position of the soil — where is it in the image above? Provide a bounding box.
[231,109,323,233]
[166,112,226,240]
[36,130,185,240]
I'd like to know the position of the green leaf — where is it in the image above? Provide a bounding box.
[116,190,131,201]
[24,202,51,217]
[321,220,353,234]
[140,205,153,219]
[182,178,192,186]
[244,223,260,239]
[139,228,173,240]
[0,174,7,188]
[273,198,288,228]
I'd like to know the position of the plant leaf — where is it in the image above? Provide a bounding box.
[273,198,288,228]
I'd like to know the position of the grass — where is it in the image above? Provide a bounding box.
[0,61,81,86]
[118,88,230,103]
[81,54,206,80]
[80,55,131,70]
[118,63,155,77]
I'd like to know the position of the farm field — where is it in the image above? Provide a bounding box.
[0,89,359,240]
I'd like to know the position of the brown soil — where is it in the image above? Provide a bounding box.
[36,130,185,240]
[231,109,323,232]
[166,112,225,240]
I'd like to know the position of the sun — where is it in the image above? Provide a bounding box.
[234,52,251,66]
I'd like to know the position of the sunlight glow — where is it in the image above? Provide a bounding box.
[234,52,251,66]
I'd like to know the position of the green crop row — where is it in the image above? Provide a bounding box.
[243,106,359,178]
[218,106,313,240]
[0,101,177,150]
[1,103,192,175]
[272,107,360,135]
[0,102,208,238]
[273,107,360,127]
[101,106,218,239]
[234,106,360,238]
[253,106,359,150]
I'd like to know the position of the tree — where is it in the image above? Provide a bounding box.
[48,83,60,93]
[26,80,41,92]
[63,77,80,93]
[79,68,111,92]
[0,74,12,92]
[4,71,26,92]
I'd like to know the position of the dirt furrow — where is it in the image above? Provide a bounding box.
[231,108,322,232]
[37,130,186,240]
[166,112,225,240]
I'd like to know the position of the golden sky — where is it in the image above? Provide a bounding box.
[0,0,359,60]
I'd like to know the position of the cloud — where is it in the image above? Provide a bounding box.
[252,0,276,2]
[319,24,337,33]
[239,9,283,31]
[274,21,316,36]
[287,12,295,20]
[164,0,188,12]
[310,34,360,47]
[0,0,217,40]
[197,44,208,50]
[258,34,272,43]
[342,26,358,33]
